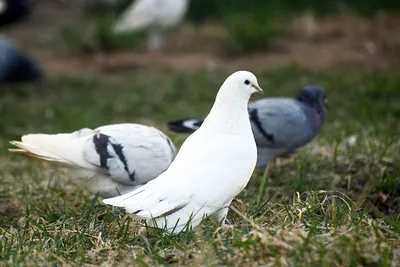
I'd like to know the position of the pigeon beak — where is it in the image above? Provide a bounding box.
[252,84,263,94]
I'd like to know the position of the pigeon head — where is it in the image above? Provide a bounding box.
[204,71,264,131]
[296,86,328,111]
[221,70,263,99]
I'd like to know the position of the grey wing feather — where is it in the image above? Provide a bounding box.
[249,98,316,149]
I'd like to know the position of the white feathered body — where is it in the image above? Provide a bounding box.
[110,128,256,232]
[104,71,259,233]
[10,123,177,197]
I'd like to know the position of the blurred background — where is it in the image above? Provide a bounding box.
[2,0,400,76]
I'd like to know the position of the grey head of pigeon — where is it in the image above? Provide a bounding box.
[296,86,328,131]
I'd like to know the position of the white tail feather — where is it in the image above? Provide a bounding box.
[9,133,95,170]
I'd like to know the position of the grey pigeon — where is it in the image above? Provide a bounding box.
[0,36,43,83]
[168,86,328,168]
[9,123,177,198]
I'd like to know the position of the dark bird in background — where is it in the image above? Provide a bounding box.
[168,86,328,168]
[0,0,34,27]
[0,36,43,83]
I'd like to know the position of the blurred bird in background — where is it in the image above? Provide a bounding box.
[0,0,34,27]
[112,0,190,51]
[0,36,43,84]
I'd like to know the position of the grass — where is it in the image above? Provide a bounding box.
[187,0,400,22]
[0,65,399,265]
[222,14,284,55]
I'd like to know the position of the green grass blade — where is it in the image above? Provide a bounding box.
[257,162,270,208]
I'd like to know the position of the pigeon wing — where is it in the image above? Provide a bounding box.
[249,98,316,149]
[103,178,190,219]
[83,123,176,185]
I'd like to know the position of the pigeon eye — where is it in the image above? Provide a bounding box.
[244,80,250,85]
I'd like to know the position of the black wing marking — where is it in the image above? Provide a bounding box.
[110,141,135,181]
[93,133,111,169]
[162,134,176,159]
[93,133,135,181]
[249,108,274,143]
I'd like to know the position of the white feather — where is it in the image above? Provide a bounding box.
[14,133,94,169]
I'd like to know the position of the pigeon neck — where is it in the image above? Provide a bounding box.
[297,96,324,119]
[312,109,324,131]
[201,90,252,134]
[300,102,324,131]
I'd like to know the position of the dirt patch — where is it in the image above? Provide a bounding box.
[3,1,400,76]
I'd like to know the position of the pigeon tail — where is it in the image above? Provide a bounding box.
[9,132,94,170]
[167,119,203,133]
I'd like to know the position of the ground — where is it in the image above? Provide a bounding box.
[0,1,399,266]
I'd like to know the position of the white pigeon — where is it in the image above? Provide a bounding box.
[103,71,263,233]
[9,123,177,197]
[113,0,189,51]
